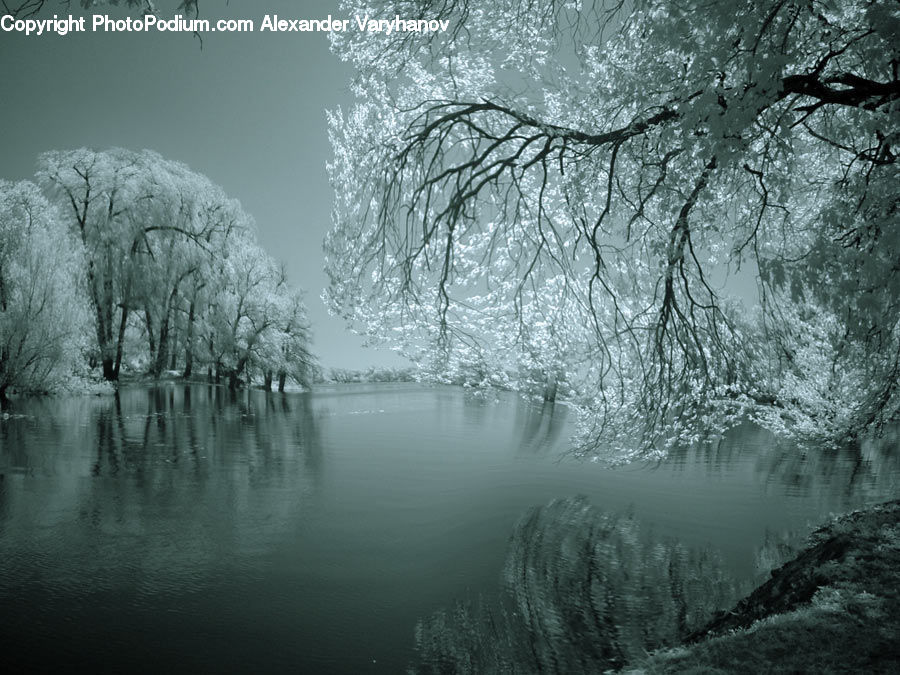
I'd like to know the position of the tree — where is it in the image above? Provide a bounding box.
[0,180,89,402]
[261,286,315,392]
[38,148,217,380]
[199,225,315,390]
[1,146,313,395]
[179,194,242,380]
[133,160,232,377]
[325,0,899,458]
[36,148,316,389]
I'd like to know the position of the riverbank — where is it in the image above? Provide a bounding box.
[627,499,900,673]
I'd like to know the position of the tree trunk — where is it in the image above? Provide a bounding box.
[102,356,115,381]
[183,300,195,378]
[264,370,273,391]
[229,352,252,390]
[169,327,178,371]
[113,305,129,380]
[155,280,185,377]
[94,287,116,381]
[155,312,170,377]
[101,254,117,380]
[81,234,116,382]
[277,370,287,392]
[145,309,156,368]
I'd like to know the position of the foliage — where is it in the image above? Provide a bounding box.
[0,180,90,399]
[31,148,314,390]
[325,0,900,458]
[324,365,417,383]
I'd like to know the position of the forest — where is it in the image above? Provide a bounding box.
[0,148,314,402]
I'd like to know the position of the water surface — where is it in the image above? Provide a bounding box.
[0,384,896,672]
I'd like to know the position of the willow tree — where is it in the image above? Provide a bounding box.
[38,148,223,381]
[37,148,316,388]
[0,181,89,401]
[325,0,899,458]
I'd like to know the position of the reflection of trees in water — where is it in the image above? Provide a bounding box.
[86,385,324,484]
[752,427,900,508]
[514,397,568,455]
[662,422,776,474]
[0,386,325,578]
[414,496,739,673]
[664,423,900,507]
[0,408,40,472]
[754,529,802,579]
[1,396,112,476]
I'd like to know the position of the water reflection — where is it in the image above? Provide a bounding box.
[754,528,802,576]
[664,422,899,507]
[514,397,569,455]
[754,429,899,503]
[52,386,325,487]
[0,384,325,566]
[414,496,741,673]
[0,385,897,672]
[0,386,328,671]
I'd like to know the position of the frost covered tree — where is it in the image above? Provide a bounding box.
[0,180,90,402]
[264,287,315,392]
[191,221,314,390]
[38,148,222,380]
[206,229,283,388]
[325,0,899,457]
[37,148,315,388]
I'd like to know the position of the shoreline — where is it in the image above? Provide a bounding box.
[628,500,900,673]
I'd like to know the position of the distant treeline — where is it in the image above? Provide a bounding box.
[0,148,314,401]
[318,364,566,403]
[321,366,417,384]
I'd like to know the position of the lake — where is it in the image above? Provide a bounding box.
[0,383,897,672]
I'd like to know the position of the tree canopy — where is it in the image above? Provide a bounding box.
[0,148,314,399]
[0,180,90,400]
[36,147,315,390]
[325,0,900,458]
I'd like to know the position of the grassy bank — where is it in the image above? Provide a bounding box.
[627,500,900,674]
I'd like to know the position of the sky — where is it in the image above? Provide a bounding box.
[0,0,405,370]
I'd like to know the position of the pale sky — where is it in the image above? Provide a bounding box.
[0,0,406,370]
